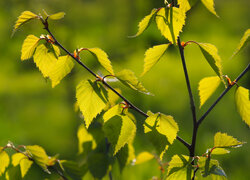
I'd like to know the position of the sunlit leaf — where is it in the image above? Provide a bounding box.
[197,43,223,78]
[210,148,230,155]
[134,152,154,165]
[77,124,96,154]
[107,88,121,107]
[0,150,10,176]
[49,55,74,87]
[178,0,198,13]
[103,104,123,123]
[127,144,135,165]
[33,44,57,78]
[232,29,250,58]
[130,8,158,37]
[26,145,50,173]
[21,35,40,61]
[12,153,26,167]
[141,43,170,76]
[167,155,193,180]
[235,86,250,126]
[20,158,33,178]
[155,7,186,44]
[214,132,245,148]
[145,112,179,144]
[12,11,38,35]
[60,160,87,180]
[49,12,65,20]
[87,48,114,75]
[116,69,151,95]
[201,0,219,17]
[76,80,108,128]
[198,76,221,108]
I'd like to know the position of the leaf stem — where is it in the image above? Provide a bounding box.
[44,24,191,150]
[177,37,197,157]
[197,63,250,127]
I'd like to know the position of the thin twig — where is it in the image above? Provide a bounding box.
[197,63,250,126]
[177,37,197,156]
[44,24,191,150]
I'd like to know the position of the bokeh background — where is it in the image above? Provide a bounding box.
[0,0,249,179]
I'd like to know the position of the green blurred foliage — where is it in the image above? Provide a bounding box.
[0,0,249,179]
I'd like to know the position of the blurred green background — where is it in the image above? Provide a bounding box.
[0,0,249,179]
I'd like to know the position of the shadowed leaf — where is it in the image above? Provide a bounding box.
[77,124,96,154]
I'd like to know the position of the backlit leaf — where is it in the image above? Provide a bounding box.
[232,29,250,58]
[13,11,38,35]
[107,88,121,107]
[145,112,179,144]
[155,7,186,44]
[167,155,193,180]
[26,145,50,173]
[21,35,40,61]
[76,80,108,128]
[12,153,26,166]
[49,12,65,20]
[134,152,154,165]
[87,48,114,75]
[235,86,250,127]
[49,55,74,87]
[0,150,10,176]
[198,76,221,108]
[211,148,230,155]
[141,43,170,76]
[214,132,245,148]
[33,44,57,78]
[77,124,96,154]
[103,104,123,123]
[130,8,158,37]
[116,69,150,95]
[197,43,223,78]
[178,0,198,13]
[20,158,33,178]
[201,0,218,17]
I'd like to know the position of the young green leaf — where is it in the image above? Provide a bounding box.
[198,157,227,178]
[214,132,245,148]
[49,55,74,88]
[86,48,114,75]
[103,104,123,122]
[134,152,154,165]
[49,12,66,20]
[141,43,170,76]
[155,7,186,44]
[145,112,179,144]
[235,86,250,127]
[12,153,33,178]
[103,115,136,155]
[26,145,50,173]
[107,88,121,107]
[231,29,250,58]
[12,11,38,35]
[0,150,10,176]
[130,8,158,37]
[116,69,151,95]
[76,80,108,128]
[178,0,198,13]
[197,43,223,78]
[77,124,96,154]
[33,44,57,78]
[167,155,193,180]
[21,35,41,61]
[211,148,230,155]
[201,0,219,17]
[198,76,221,108]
